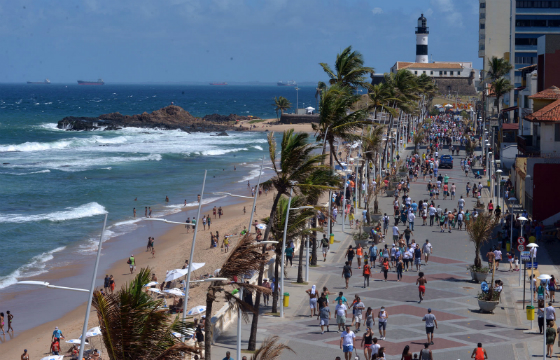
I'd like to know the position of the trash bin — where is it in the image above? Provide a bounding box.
[283,292,290,307]
[487,180,491,187]
[329,233,334,244]
[506,242,511,252]
[527,305,535,320]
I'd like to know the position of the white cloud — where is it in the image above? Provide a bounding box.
[372,7,383,15]
[429,0,463,27]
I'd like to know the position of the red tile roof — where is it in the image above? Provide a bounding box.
[395,62,413,70]
[529,86,560,100]
[525,99,560,122]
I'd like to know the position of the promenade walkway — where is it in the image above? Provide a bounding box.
[213,144,552,359]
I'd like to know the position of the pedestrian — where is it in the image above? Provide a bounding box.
[110,275,115,294]
[335,299,348,333]
[392,224,400,243]
[340,325,355,360]
[417,272,427,303]
[356,244,363,269]
[306,285,318,317]
[414,244,422,271]
[21,349,29,360]
[285,244,293,267]
[422,308,438,345]
[363,260,372,288]
[345,246,355,267]
[381,257,390,282]
[104,274,110,293]
[0,313,4,335]
[262,279,271,306]
[423,240,432,265]
[547,322,557,357]
[319,301,330,334]
[351,296,364,333]
[52,326,64,342]
[546,301,556,325]
[418,343,433,360]
[404,226,413,247]
[223,351,233,360]
[321,234,330,262]
[361,326,375,359]
[550,275,557,302]
[396,256,404,281]
[195,325,204,351]
[377,306,388,340]
[408,211,416,231]
[51,339,61,355]
[538,299,546,334]
[471,343,488,360]
[127,254,136,274]
[342,261,352,289]
[369,243,378,268]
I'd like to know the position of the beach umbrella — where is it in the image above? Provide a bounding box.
[189,262,205,272]
[148,288,162,294]
[187,305,207,316]
[40,356,64,360]
[256,224,267,230]
[66,339,89,344]
[165,268,189,282]
[164,288,185,297]
[143,281,159,287]
[434,104,442,108]
[305,106,315,110]
[444,104,453,108]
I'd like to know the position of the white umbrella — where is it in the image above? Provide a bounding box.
[40,356,64,360]
[187,305,207,316]
[444,104,453,108]
[143,281,159,287]
[434,104,442,108]
[148,288,162,294]
[165,268,189,282]
[164,288,185,297]
[66,339,89,344]
[189,262,205,272]
[305,106,315,110]
[172,332,182,338]
[256,224,267,230]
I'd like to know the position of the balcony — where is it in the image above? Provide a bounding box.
[517,134,540,156]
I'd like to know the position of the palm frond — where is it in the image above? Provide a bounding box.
[250,336,295,360]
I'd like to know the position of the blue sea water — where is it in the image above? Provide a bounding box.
[0,84,317,289]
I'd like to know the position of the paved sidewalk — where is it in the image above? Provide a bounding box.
[212,144,553,360]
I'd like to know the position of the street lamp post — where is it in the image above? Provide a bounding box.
[527,243,539,327]
[280,187,294,318]
[519,216,527,288]
[538,273,552,360]
[295,87,300,112]
[496,169,503,212]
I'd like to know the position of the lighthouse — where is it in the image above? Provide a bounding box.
[415,13,429,63]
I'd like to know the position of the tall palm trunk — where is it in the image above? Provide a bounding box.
[271,251,280,313]
[205,286,216,360]
[310,216,318,265]
[248,191,283,350]
[297,234,305,283]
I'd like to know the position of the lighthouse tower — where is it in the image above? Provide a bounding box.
[415,14,429,63]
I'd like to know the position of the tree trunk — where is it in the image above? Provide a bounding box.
[297,235,305,283]
[204,288,216,360]
[311,216,318,266]
[248,192,282,350]
[271,253,280,313]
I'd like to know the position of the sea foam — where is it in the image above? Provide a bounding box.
[0,202,107,223]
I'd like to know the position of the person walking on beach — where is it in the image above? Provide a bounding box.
[21,349,29,360]
[422,308,438,345]
[128,255,136,274]
[7,311,13,333]
[104,275,110,293]
[471,343,488,360]
[110,275,115,294]
[148,207,152,217]
[52,326,64,342]
[145,207,148,217]
[417,272,427,303]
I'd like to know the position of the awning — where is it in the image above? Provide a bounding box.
[501,106,518,112]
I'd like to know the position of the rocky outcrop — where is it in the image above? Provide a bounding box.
[57,106,235,133]
[202,113,261,122]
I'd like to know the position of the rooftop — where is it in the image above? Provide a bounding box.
[529,86,560,100]
[525,99,560,122]
[401,62,464,70]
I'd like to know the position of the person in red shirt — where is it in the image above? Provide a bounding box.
[51,340,60,355]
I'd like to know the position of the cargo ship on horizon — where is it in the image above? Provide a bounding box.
[277,80,297,86]
[77,79,104,85]
[27,79,51,84]
[209,82,227,86]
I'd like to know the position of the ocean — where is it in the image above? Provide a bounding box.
[0,84,316,301]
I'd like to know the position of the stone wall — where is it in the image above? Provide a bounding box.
[280,113,320,124]
[434,77,478,96]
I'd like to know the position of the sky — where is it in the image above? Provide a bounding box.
[0,0,481,83]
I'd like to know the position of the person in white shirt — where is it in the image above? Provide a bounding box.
[392,225,400,243]
[408,212,416,231]
[429,206,436,226]
[423,240,433,264]
[458,196,465,211]
[336,299,348,333]
[340,325,356,360]
[493,247,502,270]
[546,302,556,326]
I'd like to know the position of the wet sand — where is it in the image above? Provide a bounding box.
[0,185,276,359]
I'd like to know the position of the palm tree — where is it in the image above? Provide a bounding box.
[250,336,295,360]
[319,46,374,89]
[466,212,498,270]
[486,56,512,82]
[247,130,335,350]
[313,84,369,167]
[413,129,425,154]
[490,78,514,117]
[272,96,292,120]
[315,81,327,110]
[367,83,398,120]
[205,234,271,360]
[92,268,198,360]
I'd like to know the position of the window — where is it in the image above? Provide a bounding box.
[556,124,560,142]
[423,71,426,74]
[430,71,434,75]
[516,19,555,27]
[550,20,560,27]
[480,2,486,8]
[439,71,443,75]
[480,13,486,19]
[479,44,485,50]
[517,1,560,7]
[450,71,454,75]
[414,71,418,75]
[515,56,536,64]
[458,71,461,76]
[444,71,447,75]
[516,38,538,46]
[480,23,485,29]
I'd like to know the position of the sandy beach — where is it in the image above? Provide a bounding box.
[0,183,276,359]
[238,118,315,133]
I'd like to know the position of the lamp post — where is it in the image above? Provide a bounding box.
[538,273,552,360]
[280,186,294,318]
[527,243,539,326]
[295,87,300,112]
[518,216,527,288]
[341,169,352,232]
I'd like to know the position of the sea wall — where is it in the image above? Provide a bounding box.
[279,114,320,124]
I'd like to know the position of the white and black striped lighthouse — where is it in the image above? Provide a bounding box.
[415,14,429,63]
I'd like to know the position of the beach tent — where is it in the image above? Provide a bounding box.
[256,224,267,230]
[143,281,159,287]
[148,288,162,294]
[66,339,89,344]
[165,269,189,282]
[164,288,185,297]
[40,356,64,360]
